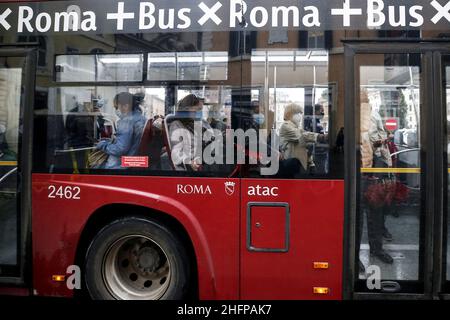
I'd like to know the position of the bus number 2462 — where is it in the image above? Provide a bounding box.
[48,185,81,200]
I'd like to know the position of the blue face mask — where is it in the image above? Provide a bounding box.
[253,113,265,125]
[177,111,203,120]
[115,109,122,118]
[194,111,203,119]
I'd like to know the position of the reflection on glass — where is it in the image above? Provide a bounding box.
[0,62,23,266]
[55,55,95,82]
[96,54,143,82]
[178,86,233,129]
[46,85,235,175]
[358,61,422,285]
[147,52,228,81]
[147,53,176,81]
[250,49,331,177]
[56,54,144,82]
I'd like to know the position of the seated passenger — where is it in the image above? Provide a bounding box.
[65,100,96,171]
[251,101,265,129]
[66,101,96,148]
[279,103,326,175]
[92,97,115,140]
[169,94,213,171]
[95,92,146,169]
[207,103,227,132]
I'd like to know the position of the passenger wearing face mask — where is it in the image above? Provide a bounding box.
[279,103,327,174]
[250,101,265,129]
[252,113,265,126]
[207,103,227,133]
[95,92,146,169]
[169,94,214,172]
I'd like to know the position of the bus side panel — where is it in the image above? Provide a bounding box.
[31,173,240,299]
[241,179,345,299]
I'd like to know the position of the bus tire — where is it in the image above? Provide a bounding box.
[84,217,190,300]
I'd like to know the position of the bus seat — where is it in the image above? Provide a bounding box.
[161,114,177,170]
[163,114,176,151]
[138,119,154,156]
[137,119,165,169]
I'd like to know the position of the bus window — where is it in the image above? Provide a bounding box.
[45,84,236,175]
[34,33,241,177]
[242,49,340,179]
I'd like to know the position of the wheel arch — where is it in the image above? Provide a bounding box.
[74,203,200,299]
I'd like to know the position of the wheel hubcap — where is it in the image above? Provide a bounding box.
[102,235,171,300]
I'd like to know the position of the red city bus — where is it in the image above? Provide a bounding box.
[0,0,450,300]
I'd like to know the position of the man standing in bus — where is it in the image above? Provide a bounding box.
[367,98,394,264]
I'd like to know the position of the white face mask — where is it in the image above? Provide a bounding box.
[292,113,302,126]
[115,109,122,118]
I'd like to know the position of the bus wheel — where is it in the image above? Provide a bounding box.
[84,217,190,300]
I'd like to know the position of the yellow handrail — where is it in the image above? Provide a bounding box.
[0,161,18,166]
[360,168,420,173]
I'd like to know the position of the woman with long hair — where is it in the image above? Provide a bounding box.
[95,92,146,169]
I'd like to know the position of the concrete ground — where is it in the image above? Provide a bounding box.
[359,199,450,281]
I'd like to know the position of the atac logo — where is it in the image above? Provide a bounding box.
[224,181,236,196]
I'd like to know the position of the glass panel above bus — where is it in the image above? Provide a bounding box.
[147,52,228,81]
[147,53,177,81]
[55,54,144,82]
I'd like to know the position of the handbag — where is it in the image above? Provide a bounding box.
[87,149,109,168]
[364,176,409,208]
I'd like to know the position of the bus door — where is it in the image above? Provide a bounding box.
[441,52,450,298]
[239,49,345,299]
[345,41,450,299]
[0,48,35,284]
